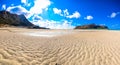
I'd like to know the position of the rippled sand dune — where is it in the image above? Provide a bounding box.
[0,28,120,65]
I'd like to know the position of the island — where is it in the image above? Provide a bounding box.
[74,23,108,29]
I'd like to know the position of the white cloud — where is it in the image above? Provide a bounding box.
[66,11,80,19]
[53,8,62,14]
[53,8,80,19]
[84,15,93,20]
[21,0,31,6]
[32,20,74,29]
[7,5,28,14]
[32,14,43,21]
[30,0,51,14]
[6,5,30,18]
[108,12,120,18]
[5,0,78,29]
[2,4,6,10]
[63,9,69,16]
[108,12,118,18]
[110,12,117,18]
[45,8,48,11]
[7,0,51,18]
[21,0,27,4]
[26,3,31,7]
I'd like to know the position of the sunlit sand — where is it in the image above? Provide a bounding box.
[0,28,120,65]
[21,31,73,37]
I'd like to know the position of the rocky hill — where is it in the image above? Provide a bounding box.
[0,10,48,29]
[75,24,108,29]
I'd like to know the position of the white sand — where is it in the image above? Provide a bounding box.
[0,28,120,65]
[21,31,73,37]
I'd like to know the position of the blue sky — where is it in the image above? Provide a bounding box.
[0,0,120,29]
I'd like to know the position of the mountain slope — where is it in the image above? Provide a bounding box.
[0,10,49,29]
[0,10,33,26]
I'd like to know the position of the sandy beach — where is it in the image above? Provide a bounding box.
[0,28,120,65]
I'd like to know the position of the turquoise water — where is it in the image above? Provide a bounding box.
[109,29,120,31]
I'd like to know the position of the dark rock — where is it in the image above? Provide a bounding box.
[75,23,108,29]
[19,14,34,26]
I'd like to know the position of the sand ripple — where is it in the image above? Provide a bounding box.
[0,29,120,65]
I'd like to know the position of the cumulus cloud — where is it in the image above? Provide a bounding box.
[7,0,51,18]
[32,14,43,21]
[63,9,69,16]
[84,15,93,20]
[29,0,51,17]
[53,8,62,15]
[5,0,78,29]
[6,5,30,18]
[110,12,117,18]
[7,5,28,14]
[66,11,80,19]
[21,0,27,4]
[30,0,51,14]
[2,4,6,10]
[21,0,31,6]
[53,8,80,19]
[108,12,120,18]
[32,19,74,29]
